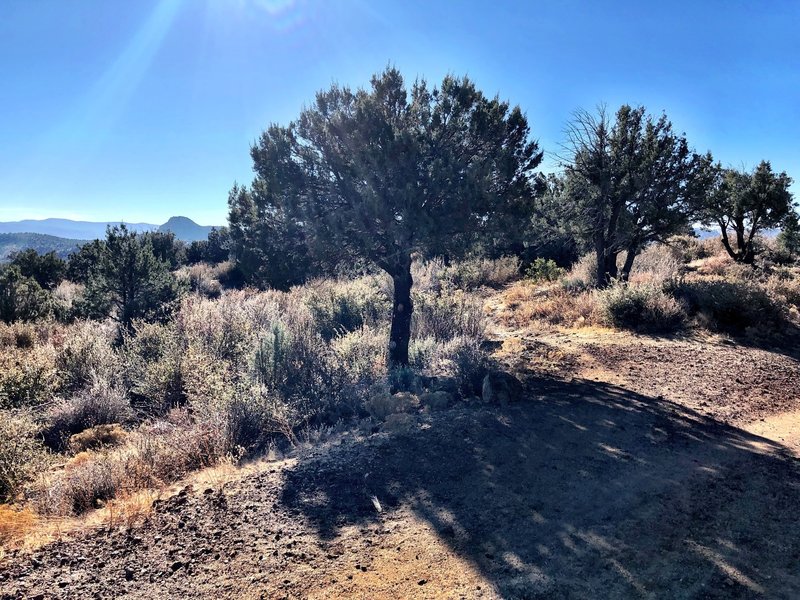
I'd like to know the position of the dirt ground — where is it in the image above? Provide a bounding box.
[2,294,800,599]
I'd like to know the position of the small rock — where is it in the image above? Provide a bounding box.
[170,560,184,572]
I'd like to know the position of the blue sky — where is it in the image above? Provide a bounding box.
[1,0,798,225]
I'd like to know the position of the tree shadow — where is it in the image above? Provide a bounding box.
[279,378,800,598]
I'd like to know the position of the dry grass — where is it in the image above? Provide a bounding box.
[497,281,598,329]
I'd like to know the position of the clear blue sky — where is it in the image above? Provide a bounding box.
[1,0,798,225]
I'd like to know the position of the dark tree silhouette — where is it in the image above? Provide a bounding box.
[230,67,541,366]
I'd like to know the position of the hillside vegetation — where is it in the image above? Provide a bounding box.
[1,68,799,598]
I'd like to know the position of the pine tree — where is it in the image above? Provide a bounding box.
[230,67,541,366]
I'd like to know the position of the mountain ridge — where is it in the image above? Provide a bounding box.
[0,216,221,242]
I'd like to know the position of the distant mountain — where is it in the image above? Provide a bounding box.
[157,216,217,242]
[0,216,222,243]
[0,218,155,240]
[693,226,781,240]
[0,233,85,261]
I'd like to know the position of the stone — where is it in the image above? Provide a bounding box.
[482,371,523,405]
[419,391,452,411]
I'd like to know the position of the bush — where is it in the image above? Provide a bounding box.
[565,253,598,288]
[627,245,682,285]
[427,336,490,397]
[0,345,57,409]
[675,278,786,332]
[412,289,485,342]
[525,258,565,282]
[302,276,389,340]
[666,235,710,263]
[598,283,686,332]
[0,411,49,503]
[38,416,225,515]
[55,320,119,394]
[0,266,52,323]
[45,380,133,448]
[121,321,184,415]
[69,424,128,453]
[440,256,520,290]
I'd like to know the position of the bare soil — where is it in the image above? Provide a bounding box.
[2,295,800,599]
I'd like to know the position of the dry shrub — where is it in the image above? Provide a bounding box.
[55,320,119,394]
[0,505,37,545]
[176,263,223,299]
[122,321,184,414]
[52,280,85,322]
[302,275,389,339]
[441,256,520,290]
[412,289,485,341]
[427,336,490,397]
[695,254,733,276]
[675,277,786,332]
[499,281,597,328]
[0,411,49,503]
[0,322,37,349]
[38,416,225,516]
[0,345,57,409]
[331,325,387,390]
[563,252,597,289]
[365,391,417,421]
[666,235,710,263]
[628,245,681,285]
[766,274,800,309]
[597,283,686,332]
[46,380,133,448]
[69,424,128,453]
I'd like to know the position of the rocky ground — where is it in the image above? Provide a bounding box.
[2,295,800,599]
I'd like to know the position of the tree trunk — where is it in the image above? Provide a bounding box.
[594,235,607,288]
[388,258,413,368]
[619,246,637,282]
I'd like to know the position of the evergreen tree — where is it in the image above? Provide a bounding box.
[0,265,52,323]
[81,225,180,331]
[561,105,703,285]
[230,67,541,366]
[8,249,65,290]
[696,160,794,263]
[777,211,800,258]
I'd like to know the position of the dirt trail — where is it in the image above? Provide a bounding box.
[2,294,800,599]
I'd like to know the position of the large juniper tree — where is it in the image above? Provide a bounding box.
[696,160,794,263]
[230,67,541,367]
[561,105,704,285]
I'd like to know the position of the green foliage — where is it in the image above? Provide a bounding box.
[303,277,390,340]
[233,66,540,366]
[525,258,565,282]
[777,212,800,259]
[141,230,186,269]
[66,240,104,284]
[695,160,795,263]
[562,105,703,286]
[675,278,786,331]
[80,225,181,331]
[8,249,66,290]
[0,265,53,323]
[598,283,686,332]
[0,410,49,503]
[121,321,185,415]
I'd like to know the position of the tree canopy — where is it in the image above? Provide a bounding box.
[561,105,703,285]
[229,67,541,365]
[695,160,795,263]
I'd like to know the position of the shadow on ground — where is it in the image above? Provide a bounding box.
[280,378,800,598]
